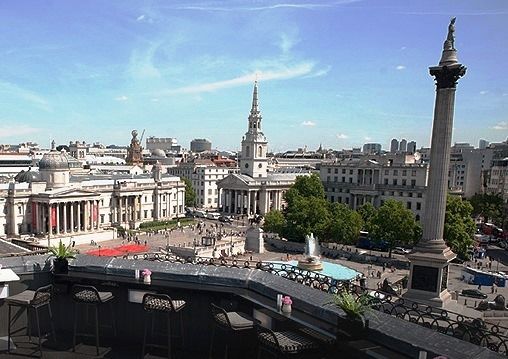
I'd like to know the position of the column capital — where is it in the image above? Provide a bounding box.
[429,64,466,89]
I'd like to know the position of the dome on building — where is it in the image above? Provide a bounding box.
[151,149,166,157]
[38,150,70,170]
[14,168,41,183]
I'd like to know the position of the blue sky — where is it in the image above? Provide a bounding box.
[0,0,507,152]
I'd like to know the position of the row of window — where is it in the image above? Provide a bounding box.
[326,167,419,177]
[328,195,422,211]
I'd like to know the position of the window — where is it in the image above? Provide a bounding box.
[334,168,338,174]
[416,202,421,210]
[342,169,346,174]
[345,197,349,204]
[208,189,212,195]
[330,196,335,202]
[407,202,412,209]
[246,146,250,156]
[411,179,416,186]
[349,170,353,175]
[402,179,407,186]
[162,209,167,217]
[100,214,105,224]
[349,178,353,183]
[412,170,417,176]
[208,198,212,204]
[258,146,263,157]
[327,168,331,174]
[402,170,407,176]
[417,193,423,198]
[384,179,388,185]
[393,170,398,176]
[327,176,330,182]
[334,176,338,182]
[342,177,346,182]
[144,210,148,218]
[393,179,398,185]
[384,169,389,175]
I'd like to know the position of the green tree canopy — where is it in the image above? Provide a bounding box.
[357,202,376,232]
[323,203,364,244]
[444,195,475,259]
[469,193,504,226]
[370,199,420,257]
[263,210,286,235]
[263,174,363,244]
[182,177,196,207]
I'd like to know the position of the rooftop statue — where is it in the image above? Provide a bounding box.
[445,17,456,50]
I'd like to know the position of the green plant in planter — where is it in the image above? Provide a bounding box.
[332,291,373,327]
[48,240,77,274]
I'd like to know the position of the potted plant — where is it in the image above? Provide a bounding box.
[332,291,372,338]
[48,240,77,274]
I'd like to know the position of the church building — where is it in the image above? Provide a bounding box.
[217,82,308,216]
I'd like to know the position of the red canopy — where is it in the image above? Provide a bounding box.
[86,244,148,257]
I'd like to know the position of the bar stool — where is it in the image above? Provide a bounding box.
[142,293,186,359]
[6,284,56,356]
[209,303,257,359]
[71,284,116,356]
[255,325,321,359]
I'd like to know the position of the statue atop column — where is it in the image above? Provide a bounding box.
[126,129,143,165]
[444,17,456,50]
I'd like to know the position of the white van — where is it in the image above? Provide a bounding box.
[206,212,221,220]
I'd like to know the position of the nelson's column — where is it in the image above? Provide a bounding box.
[404,18,466,307]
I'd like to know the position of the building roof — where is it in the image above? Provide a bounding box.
[0,239,29,256]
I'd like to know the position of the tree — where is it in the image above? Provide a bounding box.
[324,203,363,244]
[263,210,286,234]
[283,196,330,242]
[444,195,475,259]
[469,193,504,225]
[370,200,419,258]
[182,177,196,207]
[357,202,376,232]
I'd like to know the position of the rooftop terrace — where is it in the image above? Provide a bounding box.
[0,254,504,358]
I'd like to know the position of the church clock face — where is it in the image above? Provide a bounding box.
[245,163,249,168]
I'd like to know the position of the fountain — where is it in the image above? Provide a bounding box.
[297,233,323,271]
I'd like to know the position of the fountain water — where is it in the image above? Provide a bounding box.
[297,233,323,271]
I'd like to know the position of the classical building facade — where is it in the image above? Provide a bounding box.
[168,159,235,209]
[320,158,428,220]
[217,82,308,216]
[0,149,185,237]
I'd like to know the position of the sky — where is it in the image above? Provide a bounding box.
[0,0,507,153]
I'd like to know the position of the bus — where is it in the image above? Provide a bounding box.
[357,231,389,252]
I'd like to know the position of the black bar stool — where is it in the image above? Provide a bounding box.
[6,284,56,356]
[71,284,116,356]
[142,293,186,359]
[209,303,257,359]
[255,325,322,359]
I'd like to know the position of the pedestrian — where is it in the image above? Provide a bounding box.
[382,263,386,272]
[478,284,482,290]
[492,285,495,294]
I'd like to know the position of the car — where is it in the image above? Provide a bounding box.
[206,212,221,220]
[460,289,487,299]
[219,215,232,223]
[393,247,411,255]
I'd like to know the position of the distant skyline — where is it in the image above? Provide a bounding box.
[0,0,507,152]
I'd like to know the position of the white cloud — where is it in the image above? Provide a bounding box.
[400,46,407,50]
[115,95,128,101]
[396,65,406,70]
[303,65,331,78]
[301,120,316,127]
[136,14,145,21]
[479,90,488,95]
[364,136,372,141]
[168,1,361,12]
[167,63,314,94]
[151,98,159,102]
[0,80,50,111]
[336,133,348,139]
[492,121,508,130]
[0,124,39,138]
[278,32,299,54]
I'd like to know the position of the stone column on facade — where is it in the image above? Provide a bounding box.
[246,190,251,216]
[69,202,74,233]
[47,203,53,238]
[405,18,466,307]
[84,200,89,231]
[118,196,123,223]
[55,203,60,235]
[63,203,67,234]
[77,202,82,232]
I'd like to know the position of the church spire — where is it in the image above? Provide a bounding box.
[248,81,262,133]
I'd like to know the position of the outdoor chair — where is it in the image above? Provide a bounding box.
[141,292,186,359]
[6,284,56,357]
[209,302,257,359]
[255,325,322,359]
[71,284,116,356]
